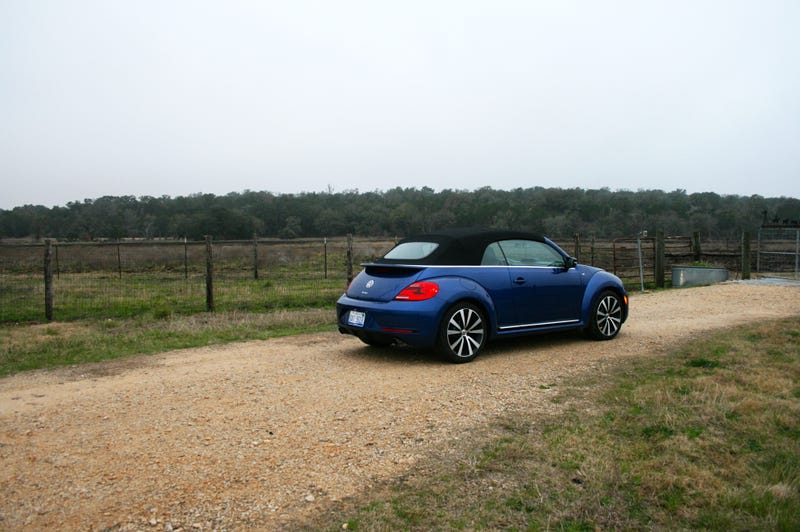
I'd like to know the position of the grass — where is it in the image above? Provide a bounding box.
[0,309,335,376]
[3,275,798,529]
[300,317,800,530]
[0,268,344,375]
[0,271,347,322]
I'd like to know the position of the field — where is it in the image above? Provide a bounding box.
[0,238,395,322]
[1,234,775,323]
[0,272,347,322]
[1,283,798,530]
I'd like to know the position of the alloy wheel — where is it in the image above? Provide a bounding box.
[444,305,485,360]
[595,293,622,338]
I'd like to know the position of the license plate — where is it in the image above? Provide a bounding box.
[347,310,366,327]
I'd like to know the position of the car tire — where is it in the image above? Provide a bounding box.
[437,302,487,363]
[588,290,623,340]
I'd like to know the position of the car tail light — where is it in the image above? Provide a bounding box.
[394,281,439,301]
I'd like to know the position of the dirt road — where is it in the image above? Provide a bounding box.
[2,282,799,530]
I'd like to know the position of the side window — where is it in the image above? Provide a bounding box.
[480,242,507,265]
[497,240,565,267]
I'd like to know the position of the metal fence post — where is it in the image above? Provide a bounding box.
[44,239,54,321]
[116,240,123,278]
[205,235,215,312]
[346,234,353,285]
[741,232,751,280]
[323,237,328,279]
[253,233,259,281]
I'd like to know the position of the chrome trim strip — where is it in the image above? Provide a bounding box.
[499,319,581,331]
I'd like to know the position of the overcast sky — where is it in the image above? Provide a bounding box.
[1,1,798,209]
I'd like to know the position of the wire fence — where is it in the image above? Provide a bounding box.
[0,237,396,322]
[1,230,787,323]
[758,227,800,280]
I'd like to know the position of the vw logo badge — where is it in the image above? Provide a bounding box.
[365,280,375,288]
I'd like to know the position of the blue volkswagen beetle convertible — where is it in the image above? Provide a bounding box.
[337,229,629,363]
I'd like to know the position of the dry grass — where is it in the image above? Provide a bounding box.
[1,321,94,351]
[0,309,335,376]
[153,308,332,332]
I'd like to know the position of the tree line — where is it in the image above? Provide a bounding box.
[1,187,798,241]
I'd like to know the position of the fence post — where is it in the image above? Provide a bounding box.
[323,237,328,279]
[346,234,354,285]
[44,239,54,321]
[44,238,53,321]
[116,239,122,279]
[692,231,702,263]
[573,234,581,261]
[741,232,751,280]
[183,237,189,280]
[253,233,259,281]
[655,231,665,288]
[205,235,215,312]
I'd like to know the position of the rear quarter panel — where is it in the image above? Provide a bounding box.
[414,267,514,335]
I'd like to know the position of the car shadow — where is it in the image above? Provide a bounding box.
[339,341,444,366]
[481,330,587,359]
[338,329,588,366]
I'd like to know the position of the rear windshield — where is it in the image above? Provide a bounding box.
[383,241,439,260]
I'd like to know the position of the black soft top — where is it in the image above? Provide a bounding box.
[376,228,547,266]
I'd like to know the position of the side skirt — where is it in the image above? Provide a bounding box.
[497,319,581,332]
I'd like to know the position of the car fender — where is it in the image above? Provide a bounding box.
[580,270,628,323]
[424,275,500,336]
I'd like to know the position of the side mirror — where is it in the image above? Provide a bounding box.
[565,256,578,269]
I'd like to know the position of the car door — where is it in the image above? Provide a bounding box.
[497,239,583,327]
[458,242,517,329]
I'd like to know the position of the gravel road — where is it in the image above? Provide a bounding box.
[2,282,799,530]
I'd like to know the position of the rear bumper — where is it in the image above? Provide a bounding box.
[336,295,441,348]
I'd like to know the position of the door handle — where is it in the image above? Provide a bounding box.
[513,277,526,285]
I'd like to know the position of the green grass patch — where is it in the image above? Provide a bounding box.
[0,271,347,322]
[306,318,800,530]
[0,309,335,376]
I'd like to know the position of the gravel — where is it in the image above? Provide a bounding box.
[1,283,799,530]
